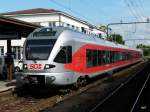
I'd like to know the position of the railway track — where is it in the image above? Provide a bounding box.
[0,76,107,112]
[0,62,146,112]
[89,62,150,112]
[131,73,150,112]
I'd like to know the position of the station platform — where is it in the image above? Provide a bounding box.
[0,80,16,93]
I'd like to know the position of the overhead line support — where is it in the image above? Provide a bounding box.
[106,21,150,37]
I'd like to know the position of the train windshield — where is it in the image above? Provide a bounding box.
[25,39,56,60]
[33,28,56,37]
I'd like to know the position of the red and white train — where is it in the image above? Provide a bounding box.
[17,27,143,87]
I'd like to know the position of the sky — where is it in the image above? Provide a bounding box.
[0,0,150,47]
[0,0,149,25]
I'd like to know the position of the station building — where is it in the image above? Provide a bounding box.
[1,8,106,62]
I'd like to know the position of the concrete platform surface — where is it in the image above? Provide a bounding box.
[0,80,16,93]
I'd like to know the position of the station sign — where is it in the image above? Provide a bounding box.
[0,32,20,40]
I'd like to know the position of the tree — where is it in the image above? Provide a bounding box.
[97,25,125,45]
[109,34,125,45]
[136,44,150,56]
[97,25,107,32]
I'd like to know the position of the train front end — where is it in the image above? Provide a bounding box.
[17,27,74,87]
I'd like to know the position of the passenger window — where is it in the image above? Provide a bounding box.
[122,52,127,61]
[118,52,123,61]
[86,49,112,67]
[86,49,93,67]
[102,51,107,64]
[87,49,99,67]
[93,50,98,66]
[105,51,110,64]
[54,46,72,63]
[98,50,102,65]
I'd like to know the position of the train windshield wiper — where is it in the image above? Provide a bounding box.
[31,57,39,63]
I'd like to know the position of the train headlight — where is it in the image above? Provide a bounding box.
[44,64,55,69]
[23,64,27,69]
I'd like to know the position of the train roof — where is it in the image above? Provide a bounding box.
[29,26,142,52]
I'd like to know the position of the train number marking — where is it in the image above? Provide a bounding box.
[29,64,42,70]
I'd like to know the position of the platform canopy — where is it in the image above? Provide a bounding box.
[0,15,40,39]
[0,15,40,80]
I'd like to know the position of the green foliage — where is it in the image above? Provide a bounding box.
[136,44,150,56]
[108,34,125,45]
[97,25,107,32]
[97,25,124,45]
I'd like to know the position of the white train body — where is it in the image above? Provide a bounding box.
[19,27,143,86]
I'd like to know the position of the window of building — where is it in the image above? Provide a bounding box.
[0,46,4,56]
[60,22,65,26]
[12,46,23,60]
[56,22,60,26]
[49,22,56,27]
[72,25,75,29]
[54,46,72,63]
[67,24,70,26]
[98,33,102,38]
[81,27,86,33]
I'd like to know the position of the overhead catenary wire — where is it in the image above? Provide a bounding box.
[137,0,146,14]
[127,0,145,21]
[49,0,98,25]
[123,0,140,21]
[135,0,145,17]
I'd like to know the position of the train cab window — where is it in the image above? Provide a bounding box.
[26,39,56,60]
[54,46,72,63]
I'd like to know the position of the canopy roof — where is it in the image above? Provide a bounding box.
[0,15,40,39]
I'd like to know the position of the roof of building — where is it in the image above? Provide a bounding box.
[2,8,100,31]
[0,15,40,38]
[2,8,93,27]
[2,8,59,15]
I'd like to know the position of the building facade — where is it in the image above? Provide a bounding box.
[1,8,106,61]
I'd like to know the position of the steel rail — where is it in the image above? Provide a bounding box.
[130,73,150,112]
[89,64,146,112]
